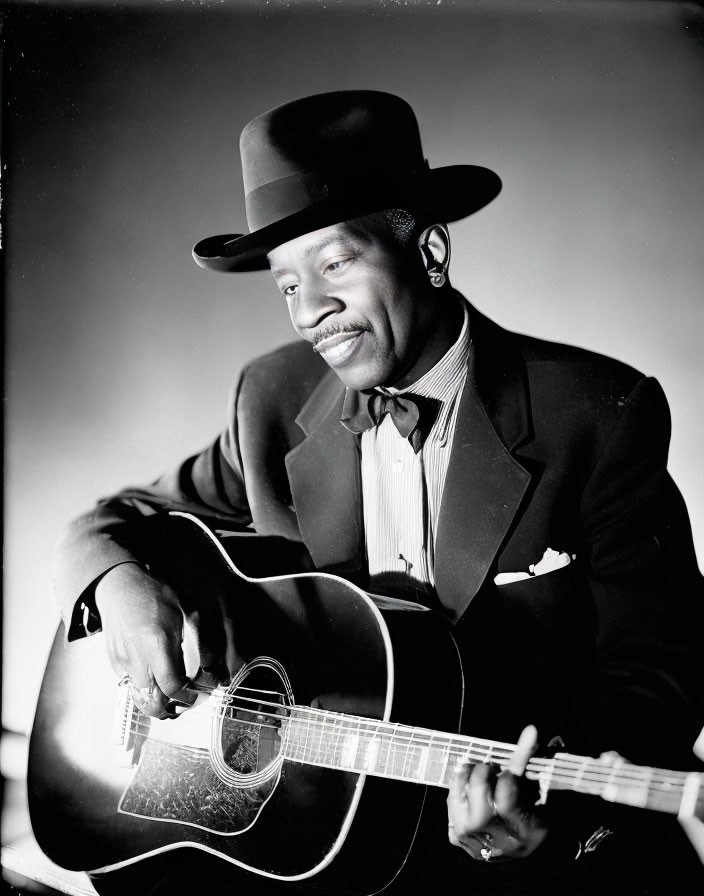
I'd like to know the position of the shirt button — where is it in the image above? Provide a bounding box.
[393,458,403,473]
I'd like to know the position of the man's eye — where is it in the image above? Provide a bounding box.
[282,284,298,297]
[325,258,348,274]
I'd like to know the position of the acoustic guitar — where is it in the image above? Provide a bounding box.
[28,512,704,893]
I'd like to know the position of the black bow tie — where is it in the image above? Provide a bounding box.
[341,388,441,453]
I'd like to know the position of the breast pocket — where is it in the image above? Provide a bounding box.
[494,562,594,636]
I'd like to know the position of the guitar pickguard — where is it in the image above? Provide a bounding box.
[119,657,291,834]
[119,728,280,834]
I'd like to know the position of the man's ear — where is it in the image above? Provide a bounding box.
[418,224,451,279]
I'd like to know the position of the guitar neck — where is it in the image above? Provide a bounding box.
[281,707,700,816]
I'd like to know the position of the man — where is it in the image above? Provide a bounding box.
[53,92,704,894]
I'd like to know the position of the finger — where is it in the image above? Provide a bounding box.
[599,750,626,765]
[183,593,229,684]
[494,767,549,851]
[447,761,471,818]
[448,760,471,795]
[147,628,190,700]
[448,820,505,862]
[466,761,494,810]
[447,821,462,849]
[507,724,538,776]
[493,767,522,823]
[447,762,494,833]
[129,673,171,719]
[219,598,243,679]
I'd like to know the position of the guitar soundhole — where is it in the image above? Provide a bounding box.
[211,657,293,787]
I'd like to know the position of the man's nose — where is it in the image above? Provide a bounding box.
[293,280,343,331]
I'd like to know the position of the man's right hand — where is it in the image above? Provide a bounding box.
[95,562,194,718]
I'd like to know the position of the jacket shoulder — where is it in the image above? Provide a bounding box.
[516,331,650,410]
[235,339,332,423]
[504,328,671,451]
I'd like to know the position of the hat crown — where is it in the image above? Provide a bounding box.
[193,90,501,272]
[240,91,425,197]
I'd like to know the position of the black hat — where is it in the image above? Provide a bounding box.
[193,90,501,273]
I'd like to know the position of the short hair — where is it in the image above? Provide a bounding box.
[379,209,421,247]
[341,208,424,252]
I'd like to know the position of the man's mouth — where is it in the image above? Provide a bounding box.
[313,329,364,364]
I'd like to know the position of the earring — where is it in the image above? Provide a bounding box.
[428,264,446,288]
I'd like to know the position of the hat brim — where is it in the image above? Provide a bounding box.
[192,165,501,273]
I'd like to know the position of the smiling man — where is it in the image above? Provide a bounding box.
[53,92,704,895]
[268,216,459,391]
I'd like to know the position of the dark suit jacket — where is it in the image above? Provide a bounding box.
[54,303,704,893]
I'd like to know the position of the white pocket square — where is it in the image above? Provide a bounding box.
[494,548,575,586]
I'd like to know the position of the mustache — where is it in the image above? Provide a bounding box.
[310,322,370,348]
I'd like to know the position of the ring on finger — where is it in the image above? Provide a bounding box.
[480,846,493,862]
[137,680,158,702]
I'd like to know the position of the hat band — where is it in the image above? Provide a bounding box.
[245,168,419,232]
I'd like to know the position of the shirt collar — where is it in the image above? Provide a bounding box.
[396,297,470,402]
[340,296,471,432]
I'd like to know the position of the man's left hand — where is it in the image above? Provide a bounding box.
[447,725,549,861]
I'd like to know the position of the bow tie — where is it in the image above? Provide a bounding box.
[341,388,441,453]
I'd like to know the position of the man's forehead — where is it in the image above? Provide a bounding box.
[268,221,366,269]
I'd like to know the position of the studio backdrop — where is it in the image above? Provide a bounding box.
[4,0,704,734]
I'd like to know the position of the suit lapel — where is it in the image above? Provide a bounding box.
[435,307,533,621]
[285,370,364,579]
[284,305,534,616]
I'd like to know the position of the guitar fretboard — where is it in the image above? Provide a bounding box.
[281,707,697,816]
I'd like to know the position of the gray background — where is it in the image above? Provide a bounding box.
[4,0,704,734]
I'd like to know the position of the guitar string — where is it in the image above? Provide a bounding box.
[120,720,687,803]
[122,710,691,794]
[122,698,691,788]
[159,709,690,789]
[190,688,687,793]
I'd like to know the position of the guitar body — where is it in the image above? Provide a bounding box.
[29,513,463,894]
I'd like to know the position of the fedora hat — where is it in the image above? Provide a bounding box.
[193,90,501,273]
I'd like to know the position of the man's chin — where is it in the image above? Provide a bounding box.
[328,365,388,393]
[318,340,389,392]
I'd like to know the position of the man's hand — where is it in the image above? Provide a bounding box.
[447,725,549,861]
[95,562,227,718]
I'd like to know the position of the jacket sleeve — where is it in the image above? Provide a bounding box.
[53,368,254,641]
[577,375,704,766]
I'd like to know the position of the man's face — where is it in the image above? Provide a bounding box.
[268,218,440,391]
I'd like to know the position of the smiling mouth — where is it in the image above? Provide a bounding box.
[313,330,363,364]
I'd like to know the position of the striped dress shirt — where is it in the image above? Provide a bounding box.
[361,300,471,600]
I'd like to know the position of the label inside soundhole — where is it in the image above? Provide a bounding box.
[219,667,288,777]
[211,657,293,788]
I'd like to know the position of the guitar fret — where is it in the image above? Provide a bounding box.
[317,711,325,763]
[365,730,380,772]
[602,756,625,803]
[426,745,447,785]
[304,714,312,763]
[282,710,694,825]
[439,742,452,786]
[332,714,344,766]
[402,737,414,780]
[418,736,431,782]
[341,732,359,768]
[383,725,395,776]
[355,720,368,769]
